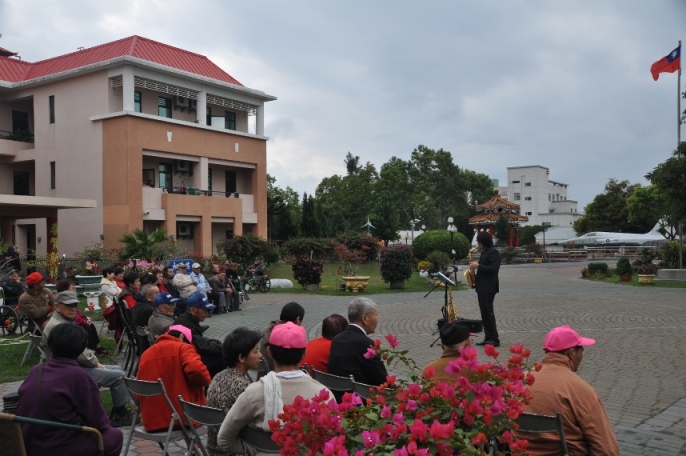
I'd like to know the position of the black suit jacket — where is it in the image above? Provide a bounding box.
[173,312,226,377]
[328,326,388,386]
[475,246,501,294]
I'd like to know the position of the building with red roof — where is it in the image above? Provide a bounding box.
[0,36,276,258]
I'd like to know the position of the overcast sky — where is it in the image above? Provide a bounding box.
[1,0,685,211]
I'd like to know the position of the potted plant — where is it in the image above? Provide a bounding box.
[636,263,658,284]
[380,245,414,289]
[417,260,431,279]
[335,244,370,293]
[290,256,323,291]
[616,256,632,282]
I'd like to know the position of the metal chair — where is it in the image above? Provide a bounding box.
[0,411,104,456]
[178,396,226,456]
[351,380,392,401]
[122,378,192,456]
[239,426,282,455]
[311,368,354,393]
[20,321,47,367]
[514,411,569,456]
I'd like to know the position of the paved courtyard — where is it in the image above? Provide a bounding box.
[4,263,685,454]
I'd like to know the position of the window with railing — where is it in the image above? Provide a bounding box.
[158,97,172,118]
[134,91,142,113]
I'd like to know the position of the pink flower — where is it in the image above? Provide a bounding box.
[385,333,399,348]
[406,399,417,411]
[429,420,454,441]
[393,446,409,456]
[380,405,391,418]
[363,347,377,359]
[423,366,435,379]
[484,344,500,358]
[361,430,381,448]
[409,419,429,442]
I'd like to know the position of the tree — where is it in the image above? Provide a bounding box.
[370,191,401,243]
[267,174,301,241]
[627,185,678,239]
[118,228,169,261]
[518,225,542,246]
[494,214,511,246]
[300,193,320,237]
[344,152,361,176]
[572,179,654,235]
[645,142,686,229]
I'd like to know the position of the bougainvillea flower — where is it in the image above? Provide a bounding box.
[361,430,381,448]
[363,347,377,359]
[484,344,500,358]
[385,333,399,348]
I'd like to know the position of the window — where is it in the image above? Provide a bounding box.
[524,182,531,186]
[159,163,172,191]
[548,194,551,201]
[511,180,520,184]
[49,95,55,123]
[12,111,29,133]
[13,171,30,196]
[225,170,237,196]
[525,211,532,216]
[206,107,211,126]
[513,193,521,201]
[524,196,532,201]
[158,96,172,118]
[50,162,55,189]
[225,111,236,130]
[134,91,142,113]
[208,168,213,195]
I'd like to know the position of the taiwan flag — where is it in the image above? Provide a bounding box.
[651,46,681,81]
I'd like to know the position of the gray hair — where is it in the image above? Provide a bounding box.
[141,284,158,298]
[348,297,377,323]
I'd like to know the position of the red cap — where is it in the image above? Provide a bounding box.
[26,272,44,286]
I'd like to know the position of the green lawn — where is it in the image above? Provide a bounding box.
[264,261,467,295]
[583,274,686,288]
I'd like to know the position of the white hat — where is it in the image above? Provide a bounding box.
[192,262,201,269]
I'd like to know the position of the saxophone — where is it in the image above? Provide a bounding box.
[464,248,477,289]
[445,286,457,321]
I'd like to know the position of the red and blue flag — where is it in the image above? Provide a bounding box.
[651,45,681,81]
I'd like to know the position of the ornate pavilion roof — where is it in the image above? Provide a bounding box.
[469,189,529,225]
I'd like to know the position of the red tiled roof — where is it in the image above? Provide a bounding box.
[475,189,520,212]
[0,36,242,86]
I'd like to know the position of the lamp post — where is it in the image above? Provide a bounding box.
[410,219,421,244]
[447,217,457,261]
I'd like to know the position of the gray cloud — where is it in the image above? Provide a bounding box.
[2,0,685,209]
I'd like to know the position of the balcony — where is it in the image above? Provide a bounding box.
[0,135,34,157]
[142,186,256,222]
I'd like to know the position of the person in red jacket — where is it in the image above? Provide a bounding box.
[301,314,348,374]
[136,324,211,432]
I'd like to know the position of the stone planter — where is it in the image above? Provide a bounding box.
[619,273,632,282]
[390,281,405,289]
[75,275,103,296]
[638,274,656,285]
[534,258,542,264]
[305,283,319,292]
[342,276,371,293]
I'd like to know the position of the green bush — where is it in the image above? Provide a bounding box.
[413,230,469,261]
[336,232,380,261]
[660,241,680,269]
[284,238,334,260]
[218,234,270,267]
[615,257,632,275]
[289,256,324,287]
[639,248,656,265]
[379,244,414,283]
[501,247,518,264]
[587,262,609,276]
[426,250,451,274]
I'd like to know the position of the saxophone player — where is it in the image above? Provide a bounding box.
[468,231,502,347]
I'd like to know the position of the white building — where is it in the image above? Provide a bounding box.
[495,165,582,228]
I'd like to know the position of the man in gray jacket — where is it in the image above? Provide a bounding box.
[43,291,133,427]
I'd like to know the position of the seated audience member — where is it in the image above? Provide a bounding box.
[43,291,133,427]
[154,269,168,293]
[18,324,124,456]
[301,314,348,374]
[148,292,179,337]
[173,292,226,377]
[163,266,186,316]
[210,263,220,277]
[173,263,197,299]
[207,268,240,313]
[55,279,107,356]
[328,297,388,386]
[131,284,159,353]
[259,302,305,373]
[190,263,210,296]
[1,244,21,271]
[118,272,140,310]
[113,267,126,289]
[17,272,54,328]
[422,320,472,382]
[136,325,211,433]
[518,325,619,456]
[1,269,25,307]
[217,322,333,454]
[206,327,262,456]
[100,267,121,309]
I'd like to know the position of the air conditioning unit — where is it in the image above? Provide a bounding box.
[174,160,193,176]
[177,222,193,239]
[174,95,190,111]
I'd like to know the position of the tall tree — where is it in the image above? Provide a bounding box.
[371,191,401,243]
[627,185,677,239]
[494,214,511,246]
[344,152,361,176]
[300,193,320,237]
[645,142,686,229]
[267,174,301,241]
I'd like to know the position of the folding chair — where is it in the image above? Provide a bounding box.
[20,321,47,367]
[312,368,354,394]
[0,411,105,456]
[351,380,392,401]
[178,396,226,456]
[514,411,569,456]
[239,426,282,455]
[116,301,139,376]
[122,378,192,456]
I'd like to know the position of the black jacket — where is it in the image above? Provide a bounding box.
[173,312,225,377]
[131,298,154,328]
[475,246,501,294]
[328,326,388,386]
[1,279,25,306]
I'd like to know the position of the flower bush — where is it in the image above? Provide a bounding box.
[379,245,414,284]
[335,244,367,277]
[288,256,324,287]
[636,263,658,275]
[271,335,537,455]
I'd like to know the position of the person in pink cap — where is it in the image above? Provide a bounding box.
[518,325,619,456]
[217,322,334,455]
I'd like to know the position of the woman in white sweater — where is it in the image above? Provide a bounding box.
[99,267,121,308]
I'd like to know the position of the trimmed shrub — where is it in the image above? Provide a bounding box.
[380,245,414,284]
[218,234,269,267]
[501,247,518,264]
[616,257,632,275]
[587,262,609,276]
[413,230,470,261]
[660,241,680,269]
[636,263,658,275]
[426,250,451,274]
[289,256,324,287]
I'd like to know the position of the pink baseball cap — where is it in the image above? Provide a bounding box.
[269,322,307,349]
[543,325,595,352]
[167,325,192,343]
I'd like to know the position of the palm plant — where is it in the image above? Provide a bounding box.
[118,228,169,261]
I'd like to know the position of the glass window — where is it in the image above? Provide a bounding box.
[134,91,142,113]
[49,95,55,124]
[526,212,532,215]
[208,167,213,195]
[13,171,30,196]
[513,193,520,201]
[50,162,55,189]
[511,180,520,184]
[225,111,236,130]
[524,196,531,201]
[525,182,531,186]
[206,107,211,126]
[158,97,172,118]
[225,170,237,196]
[159,163,172,191]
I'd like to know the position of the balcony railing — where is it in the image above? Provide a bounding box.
[0,129,34,143]
[143,186,254,212]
